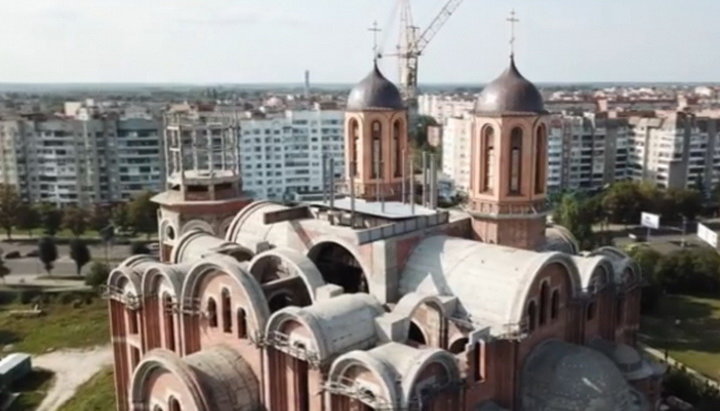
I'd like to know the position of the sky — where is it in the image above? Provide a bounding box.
[0,0,718,84]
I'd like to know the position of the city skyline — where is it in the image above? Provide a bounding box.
[0,0,718,84]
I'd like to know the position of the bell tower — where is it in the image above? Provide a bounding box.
[468,45,548,250]
[345,62,408,202]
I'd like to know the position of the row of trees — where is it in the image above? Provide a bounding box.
[0,186,158,239]
[552,181,706,248]
[627,245,720,311]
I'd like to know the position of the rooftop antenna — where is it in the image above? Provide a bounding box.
[507,9,519,59]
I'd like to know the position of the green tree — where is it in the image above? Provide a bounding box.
[666,188,703,221]
[69,239,91,276]
[37,203,63,236]
[85,261,111,289]
[553,193,596,250]
[128,191,158,239]
[89,205,113,232]
[111,203,131,234]
[37,236,58,276]
[626,245,663,312]
[0,257,10,283]
[62,206,88,237]
[0,184,22,239]
[16,203,39,237]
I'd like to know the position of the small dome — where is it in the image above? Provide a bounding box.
[475,57,545,115]
[347,63,404,111]
[521,340,649,411]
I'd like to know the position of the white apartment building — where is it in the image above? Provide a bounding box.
[441,114,473,192]
[239,109,345,200]
[627,112,720,190]
[418,94,475,126]
[0,111,163,206]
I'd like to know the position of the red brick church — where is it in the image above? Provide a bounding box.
[106,54,663,410]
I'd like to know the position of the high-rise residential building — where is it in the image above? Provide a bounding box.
[441,114,473,192]
[239,109,345,200]
[418,94,475,125]
[0,111,163,206]
[627,111,720,190]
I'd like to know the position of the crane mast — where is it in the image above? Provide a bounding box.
[396,0,465,116]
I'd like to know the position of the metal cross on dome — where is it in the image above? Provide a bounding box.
[368,20,381,61]
[507,9,519,57]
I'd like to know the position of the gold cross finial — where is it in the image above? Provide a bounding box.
[507,9,519,58]
[368,21,381,62]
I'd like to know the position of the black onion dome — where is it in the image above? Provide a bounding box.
[347,63,405,111]
[475,57,545,115]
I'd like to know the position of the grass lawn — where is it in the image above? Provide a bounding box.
[0,298,109,354]
[640,294,720,381]
[58,367,115,411]
[6,369,55,411]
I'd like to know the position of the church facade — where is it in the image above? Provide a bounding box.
[106,57,663,411]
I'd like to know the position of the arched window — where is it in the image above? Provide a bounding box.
[539,282,549,326]
[350,119,359,177]
[587,302,596,321]
[408,321,427,346]
[535,124,546,194]
[393,120,402,177]
[371,121,382,179]
[482,126,495,192]
[221,288,232,333]
[473,341,485,382]
[163,294,175,351]
[237,308,247,338]
[550,289,560,320]
[207,298,218,328]
[527,301,537,332]
[509,127,523,194]
[169,396,181,411]
[448,337,468,354]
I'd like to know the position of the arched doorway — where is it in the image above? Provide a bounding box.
[308,242,367,293]
[407,321,427,347]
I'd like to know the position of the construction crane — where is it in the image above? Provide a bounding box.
[380,0,465,118]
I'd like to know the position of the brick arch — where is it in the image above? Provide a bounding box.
[328,351,401,408]
[130,349,208,411]
[248,247,325,302]
[180,255,270,343]
[307,237,373,296]
[402,349,461,408]
[393,292,448,347]
[181,219,215,236]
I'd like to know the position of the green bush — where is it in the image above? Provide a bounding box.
[664,366,720,409]
[58,292,77,305]
[17,288,41,305]
[85,262,111,289]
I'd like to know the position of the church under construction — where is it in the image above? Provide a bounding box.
[106,48,664,410]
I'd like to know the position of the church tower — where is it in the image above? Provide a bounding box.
[344,63,408,202]
[468,56,548,250]
[153,111,252,262]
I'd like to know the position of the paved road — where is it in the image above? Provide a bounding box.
[1,241,133,277]
[34,345,113,411]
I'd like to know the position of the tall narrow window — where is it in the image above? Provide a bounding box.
[616,298,624,324]
[350,119,359,177]
[550,290,560,320]
[371,121,382,179]
[169,396,181,411]
[482,127,495,192]
[473,341,486,382]
[539,282,549,326]
[207,298,218,328]
[509,127,523,194]
[221,288,232,333]
[163,294,175,351]
[527,301,537,332]
[393,120,402,177]
[237,308,247,338]
[535,125,546,194]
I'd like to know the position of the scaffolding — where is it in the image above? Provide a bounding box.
[324,376,396,410]
[264,330,321,367]
[102,285,141,310]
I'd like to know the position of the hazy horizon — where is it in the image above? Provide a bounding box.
[1,0,719,84]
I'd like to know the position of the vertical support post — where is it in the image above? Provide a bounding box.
[422,151,428,207]
[350,169,356,228]
[681,216,687,248]
[321,153,327,204]
[380,159,385,213]
[375,143,381,204]
[401,148,407,204]
[329,157,335,224]
[410,154,415,215]
[430,153,437,210]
